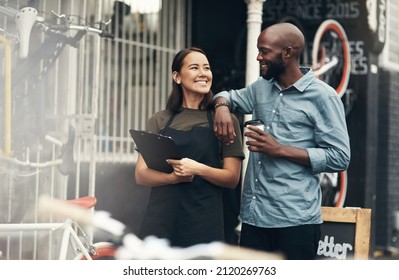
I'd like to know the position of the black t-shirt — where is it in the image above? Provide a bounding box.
[146,108,245,159]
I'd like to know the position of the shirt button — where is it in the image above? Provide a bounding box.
[255,179,258,182]
[266,126,270,130]
[272,109,276,113]
[280,93,283,96]
[258,161,261,164]
[252,196,256,199]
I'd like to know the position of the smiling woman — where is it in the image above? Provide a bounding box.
[134,47,245,248]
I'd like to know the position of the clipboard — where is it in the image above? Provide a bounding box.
[129,129,181,173]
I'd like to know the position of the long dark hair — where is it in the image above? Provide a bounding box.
[166,47,214,113]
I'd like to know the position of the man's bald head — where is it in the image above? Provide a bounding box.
[259,22,305,59]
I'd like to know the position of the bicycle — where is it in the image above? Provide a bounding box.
[0,4,112,155]
[0,5,118,260]
[0,125,76,224]
[0,128,116,260]
[36,194,284,260]
[0,5,114,155]
[0,5,114,222]
[0,6,114,147]
[312,19,351,99]
[0,195,116,260]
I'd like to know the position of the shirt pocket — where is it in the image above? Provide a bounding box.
[277,109,312,140]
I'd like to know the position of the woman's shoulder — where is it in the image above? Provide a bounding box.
[147,109,172,132]
[149,109,174,123]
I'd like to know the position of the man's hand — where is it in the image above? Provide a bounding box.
[213,105,236,144]
[245,125,310,166]
[244,125,280,155]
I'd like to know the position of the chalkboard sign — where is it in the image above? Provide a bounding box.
[316,207,371,260]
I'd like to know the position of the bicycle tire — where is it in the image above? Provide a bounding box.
[320,170,347,208]
[312,19,351,98]
[335,171,347,208]
[77,242,117,260]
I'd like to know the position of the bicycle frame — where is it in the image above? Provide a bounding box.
[0,195,114,260]
[0,219,93,260]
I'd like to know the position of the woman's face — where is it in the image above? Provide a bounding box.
[174,51,212,96]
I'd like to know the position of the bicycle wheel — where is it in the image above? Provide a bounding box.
[320,171,347,208]
[312,19,351,98]
[77,242,117,260]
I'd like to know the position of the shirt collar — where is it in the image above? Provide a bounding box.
[295,67,315,92]
[270,67,315,93]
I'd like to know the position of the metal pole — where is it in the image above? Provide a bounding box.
[0,35,12,156]
[245,0,265,86]
[242,0,265,189]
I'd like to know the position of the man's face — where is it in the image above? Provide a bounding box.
[257,32,286,80]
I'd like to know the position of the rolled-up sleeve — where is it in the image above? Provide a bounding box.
[309,94,351,174]
[306,147,327,174]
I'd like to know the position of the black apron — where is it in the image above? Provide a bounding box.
[139,110,224,247]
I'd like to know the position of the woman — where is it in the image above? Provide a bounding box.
[135,47,244,247]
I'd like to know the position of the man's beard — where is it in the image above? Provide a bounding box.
[261,54,284,80]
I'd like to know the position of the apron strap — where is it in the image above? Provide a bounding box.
[164,112,177,130]
[206,109,213,127]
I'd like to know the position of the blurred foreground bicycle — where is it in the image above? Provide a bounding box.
[35,194,284,260]
[0,195,116,260]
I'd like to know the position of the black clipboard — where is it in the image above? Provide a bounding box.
[129,129,181,173]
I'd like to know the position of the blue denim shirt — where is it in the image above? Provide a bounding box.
[214,67,350,227]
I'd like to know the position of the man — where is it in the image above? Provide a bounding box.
[213,22,350,259]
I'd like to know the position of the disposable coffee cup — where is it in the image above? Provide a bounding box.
[244,119,264,142]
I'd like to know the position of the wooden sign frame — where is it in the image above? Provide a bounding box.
[321,207,372,260]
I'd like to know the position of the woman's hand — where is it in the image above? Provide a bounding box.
[171,171,195,183]
[135,154,194,186]
[168,156,242,189]
[167,158,204,177]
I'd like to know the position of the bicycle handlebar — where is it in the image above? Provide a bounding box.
[37,19,115,41]
[0,6,114,46]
